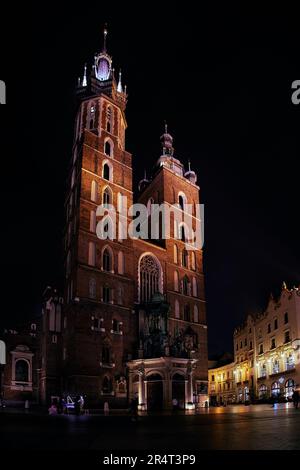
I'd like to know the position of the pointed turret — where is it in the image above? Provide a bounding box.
[184,159,197,184]
[82,64,87,87]
[138,169,150,192]
[117,70,123,93]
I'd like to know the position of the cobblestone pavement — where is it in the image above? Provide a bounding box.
[0,404,299,451]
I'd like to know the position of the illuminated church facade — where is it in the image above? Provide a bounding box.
[1,31,208,410]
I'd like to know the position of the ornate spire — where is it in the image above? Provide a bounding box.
[184,159,197,184]
[103,24,108,53]
[138,168,150,192]
[117,70,123,92]
[82,64,87,87]
[160,122,174,156]
[282,281,287,290]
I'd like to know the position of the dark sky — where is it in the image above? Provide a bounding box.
[0,4,299,355]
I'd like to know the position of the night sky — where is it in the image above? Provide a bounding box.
[0,4,299,355]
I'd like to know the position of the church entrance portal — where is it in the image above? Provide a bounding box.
[172,373,185,409]
[147,374,163,410]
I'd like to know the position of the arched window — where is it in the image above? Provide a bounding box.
[147,197,154,215]
[89,278,96,299]
[103,186,112,205]
[174,270,179,291]
[178,192,187,210]
[285,378,295,398]
[88,102,96,130]
[180,224,186,241]
[102,375,113,393]
[118,251,124,274]
[182,249,188,268]
[117,193,125,213]
[192,277,197,297]
[103,247,112,272]
[184,304,191,322]
[183,275,189,296]
[175,300,180,319]
[103,163,110,180]
[97,215,115,241]
[88,242,96,266]
[194,305,199,323]
[106,106,113,133]
[174,244,178,264]
[191,252,196,270]
[104,139,113,157]
[258,384,267,399]
[15,359,29,382]
[271,382,280,397]
[104,216,114,240]
[103,285,111,303]
[91,180,98,202]
[90,210,96,232]
[139,254,162,302]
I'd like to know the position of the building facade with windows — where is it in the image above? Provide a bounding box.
[208,361,236,405]
[208,284,300,404]
[0,288,63,405]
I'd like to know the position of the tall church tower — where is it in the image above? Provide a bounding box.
[63,29,136,404]
[61,29,208,409]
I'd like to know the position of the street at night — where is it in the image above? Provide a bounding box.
[1,405,300,451]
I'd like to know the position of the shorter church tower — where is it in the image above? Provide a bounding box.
[127,126,208,410]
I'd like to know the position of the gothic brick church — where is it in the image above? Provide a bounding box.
[1,30,208,410]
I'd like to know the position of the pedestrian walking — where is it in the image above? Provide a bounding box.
[74,395,81,415]
[172,398,178,410]
[292,390,299,409]
[83,395,89,414]
[129,395,138,421]
[104,401,109,416]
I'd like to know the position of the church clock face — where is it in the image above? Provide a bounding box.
[97,56,111,81]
